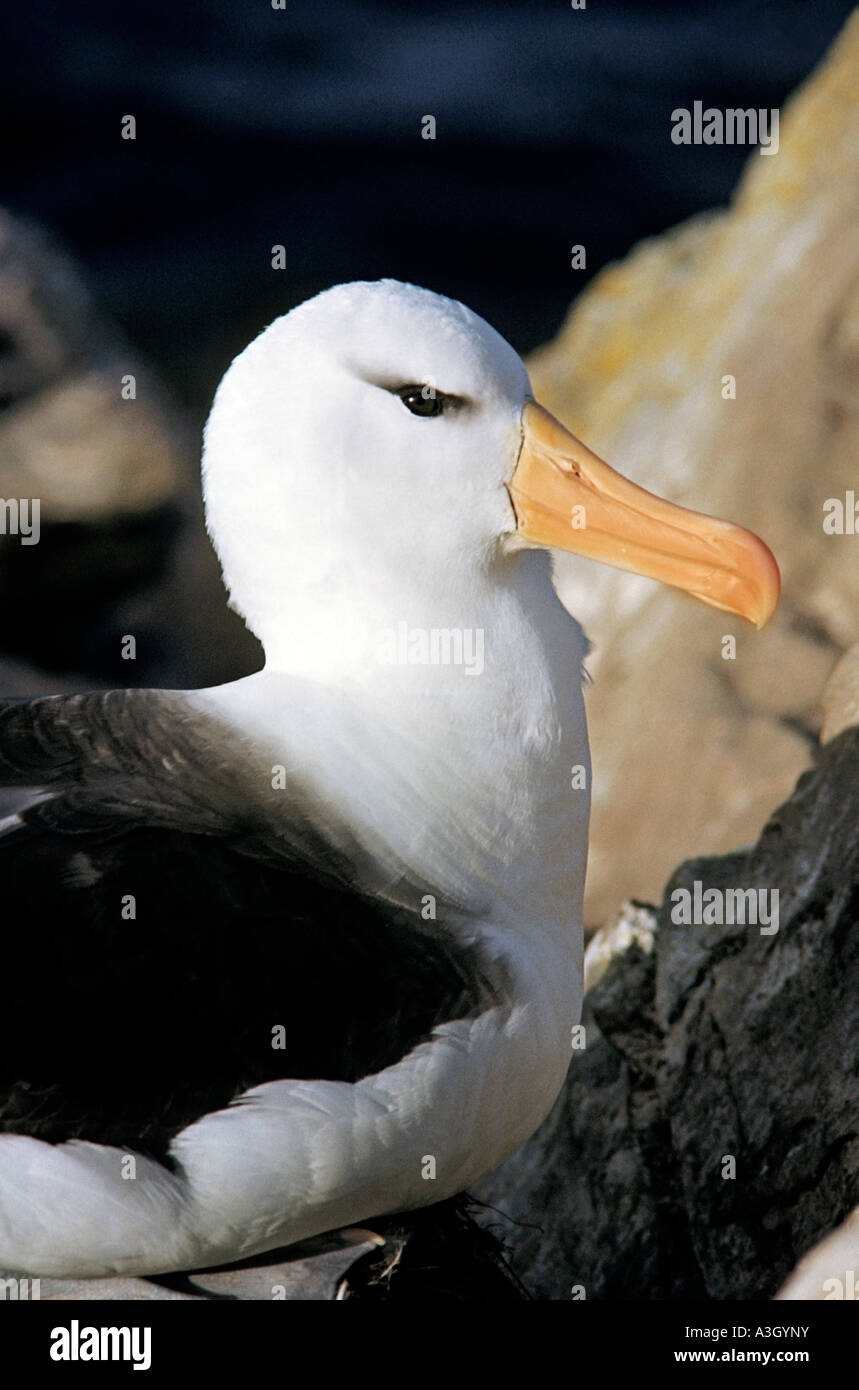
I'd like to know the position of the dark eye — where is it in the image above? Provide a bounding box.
[398,385,446,418]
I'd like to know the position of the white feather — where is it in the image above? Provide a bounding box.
[0,281,590,1277]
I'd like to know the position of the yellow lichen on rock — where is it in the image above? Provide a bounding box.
[529,13,859,923]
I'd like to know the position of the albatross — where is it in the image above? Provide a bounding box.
[0,280,779,1279]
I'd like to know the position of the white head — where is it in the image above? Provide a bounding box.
[203,278,778,678]
[202,280,535,673]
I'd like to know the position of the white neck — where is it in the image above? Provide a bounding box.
[191,550,590,956]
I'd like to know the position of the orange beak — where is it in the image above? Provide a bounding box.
[508,402,780,628]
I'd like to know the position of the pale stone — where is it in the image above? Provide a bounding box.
[530,13,859,922]
[0,375,181,519]
[583,900,657,996]
[0,208,186,522]
[821,642,859,744]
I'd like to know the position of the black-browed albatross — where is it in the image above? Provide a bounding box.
[0,280,779,1278]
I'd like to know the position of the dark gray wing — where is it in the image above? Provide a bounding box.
[0,690,495,1165]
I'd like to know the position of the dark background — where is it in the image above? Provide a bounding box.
[0,0,854,692]
[2,0,854,413]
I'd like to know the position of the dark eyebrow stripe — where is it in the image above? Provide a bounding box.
[341,360,472,407]
[381,380,471,408]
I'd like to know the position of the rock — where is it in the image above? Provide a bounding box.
[776,1206,859,1300]
[582,899,657,996]
[527,12,859,924]
[476,726,859,1299]
[0,208,183,688]
[0,209,260,690]
[821,641,859,744]
[0,376,180,521]
[0,208,184,521]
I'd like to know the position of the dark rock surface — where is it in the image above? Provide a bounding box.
[476,727,859,1299]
